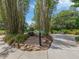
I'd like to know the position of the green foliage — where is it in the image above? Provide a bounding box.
[4,34,15,45]
[72,0,79,7]
[4,34,29,45]
[15,34,29,43]
[24,0,30,13]
[0,0,5,30]
[28,27,34,32]
[40,31,48,36]
[51,29,79,35]
[75,36,79,42]
[0,0,30,34]
[24,23,29,32]
[72,3,79,7]
[33,0,56,35]
[51,11,79,30]
[0,19,5,30]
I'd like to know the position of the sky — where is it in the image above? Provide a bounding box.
[53,0,74,14]
[25,0,35,25]
[25,0,74,25]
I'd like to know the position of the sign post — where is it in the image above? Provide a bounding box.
[39,31,42,46]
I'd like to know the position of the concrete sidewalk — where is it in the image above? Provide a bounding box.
[6,50,48,59]
[0,34,79,59]
[48,47,79,59]
[2,47,79,59]
[48,34,79,59]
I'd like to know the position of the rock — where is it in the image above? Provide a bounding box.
[20,44,28,51]
[33,45,41,51]
[26,48,33,51]
[11,42,16,47]
[24,45,33,51]
[36,45,41,47]
[26,45,30,49]
[24,44,28,47]
[42,39,46,43]
[30,45,35,48]
[20,46,25,51]
[15,43,20,48]
[49,41,52,43]
[26,47,32,51]
[19,44,24,47]
[33,47,40,51]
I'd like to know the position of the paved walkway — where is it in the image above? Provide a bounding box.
[48,34,79,59]
[0,34,79,59]
[50,34,77,49]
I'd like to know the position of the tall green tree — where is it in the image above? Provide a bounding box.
[72,0,79,7]
[34,0,56,35]
[5,0,18,34]
[51,11,79,29]
[0,0,7,30]
[72,0,79,29]
[0,0,29,34]
[17,0,29,34]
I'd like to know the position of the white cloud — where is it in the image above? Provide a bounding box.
[59,0,71,2]
[59,0,74,5]
[30,4,35,9]
[26,20,32,25]
[53,0,74,14]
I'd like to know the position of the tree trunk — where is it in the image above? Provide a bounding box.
[6,0,18,34]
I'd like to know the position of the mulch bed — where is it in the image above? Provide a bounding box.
[15,35,53,51]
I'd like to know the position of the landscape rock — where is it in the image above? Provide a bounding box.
[24,44,28,47]
[42,39,47,43]
[19,44,24,47]
[20,46,25,51]
[33,47,40,51]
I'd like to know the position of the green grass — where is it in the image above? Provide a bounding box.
[51,29,79,35]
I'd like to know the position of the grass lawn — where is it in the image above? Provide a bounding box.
[51,29,79,35]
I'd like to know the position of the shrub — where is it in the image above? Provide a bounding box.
[4,34,29,45]
[15,34,29,43]
[4,34,15,45]
[39,31,49,36]
[75,30,79,35]
[34,30,49,36]
[52,30,58,34]
[28,31,35,36]
[75,32,79,35]
[75,36,79,42]
[62,30,69,34]
[34,30,39,35]
[51,29,79,35]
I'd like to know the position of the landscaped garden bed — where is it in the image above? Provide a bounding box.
[3,32,53,51]
[20,35,52,51]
